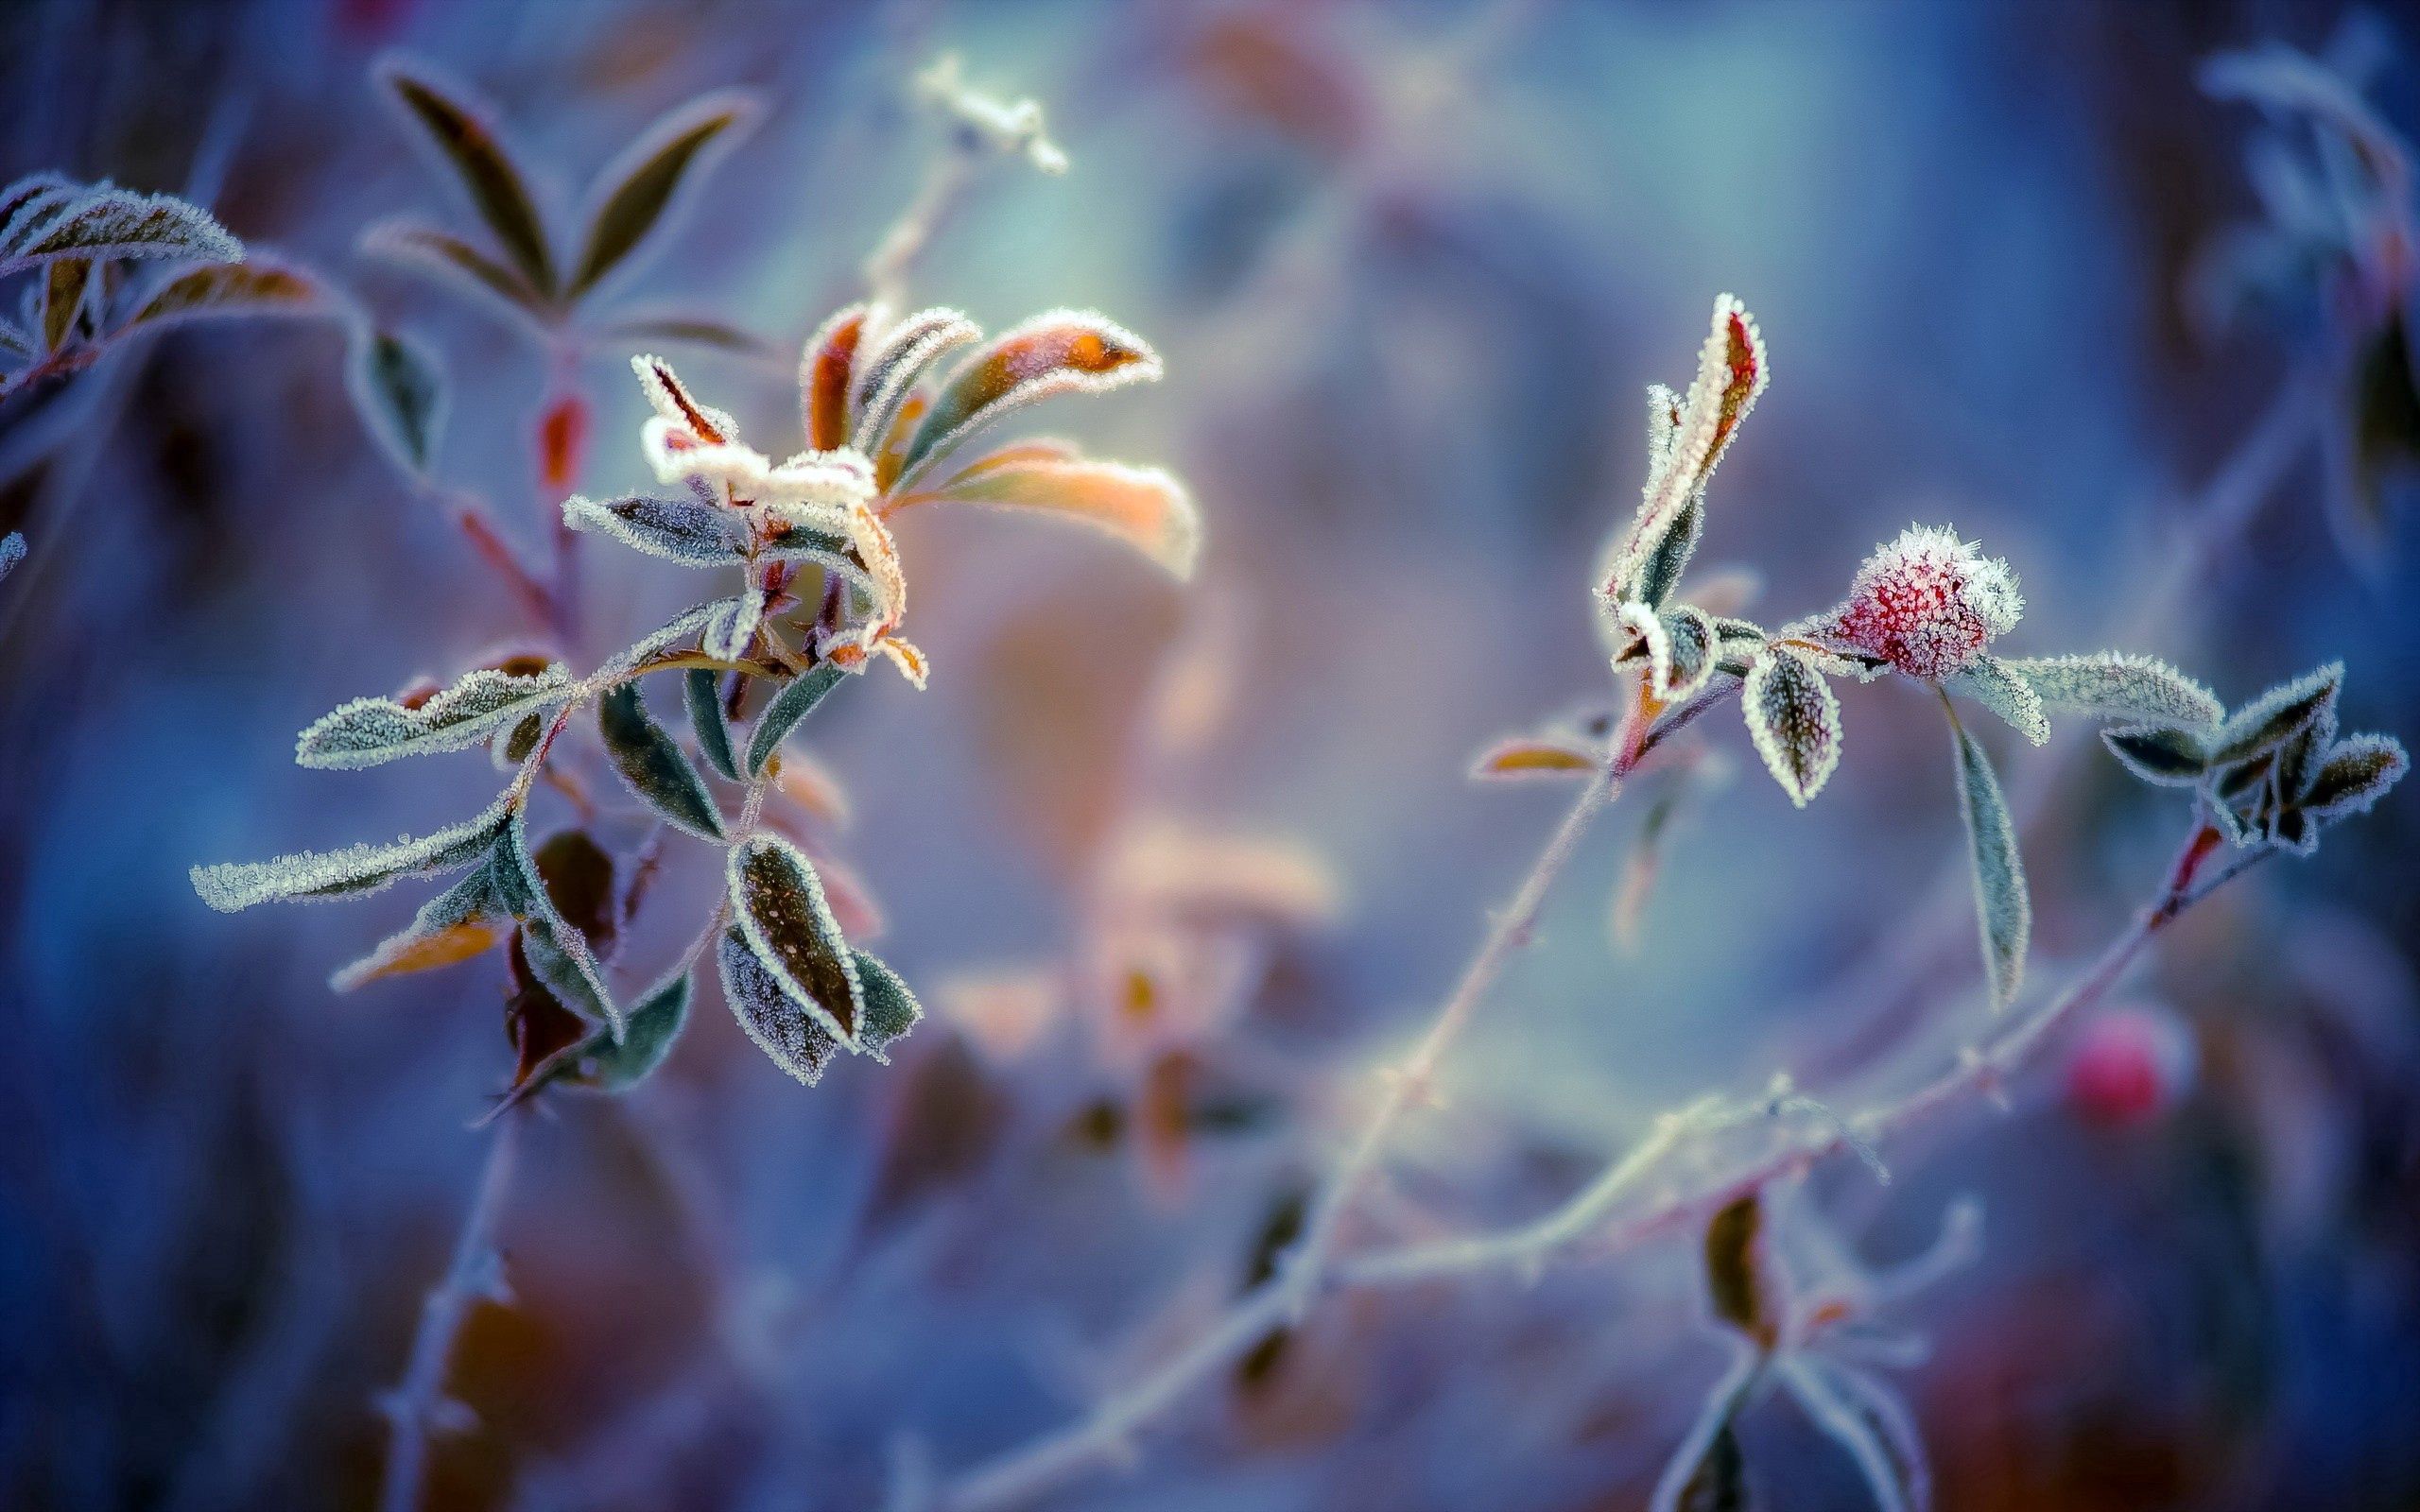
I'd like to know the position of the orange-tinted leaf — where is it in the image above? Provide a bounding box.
[893,311,1162,488]
[1471,739,1600,780]
[332,919,505,991]
[905,451,1200,577]
[802,303,868,451]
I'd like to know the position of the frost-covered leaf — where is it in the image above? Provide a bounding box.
[126,260,319,331]
[1949,708,2029,1011]
[1662,605,1719,702]
[2003,652,2221,729]
[360,218,544,317]
[717,925,838,1085]
[701,593,763,663]
[598,599,724,679]
[0,530,23,584]
[2101,725,2210,785]
[295,663,573,769]
[495,813,618,1033]
[1651,1353,1761,1512]
[1636,491,1705,611]
[2273,697,2336,803]
[596,684,723,840]
[907,445,1200,577]
[728,832,863,1046]
[803,303,869,450]
[42,258,91,350]
[1780,1356,1928,1512]
[348,325,446,476]
[2210,662,2342,766]
[379,60,557,302]
[1705,1193,1783,1350]
[329,853,509,991]
[745,662,848,778]
[849,306,979,458]
[2302,733,2408,821]
[0,183,241,268]
[1942,655,2048,746]
[191,793,510,912]
[562,491,746,565]
[567,89,758,300]
[1742,645,1841,806]
[685,668,739,781]
[893,310,1162,490]
[851,949,924,1063]
[564,964,692,1091]
[1607,296,1766,603]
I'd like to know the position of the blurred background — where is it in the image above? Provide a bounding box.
[2,0,2416,1507]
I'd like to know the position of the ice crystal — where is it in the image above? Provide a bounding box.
[1825,525,2020,680]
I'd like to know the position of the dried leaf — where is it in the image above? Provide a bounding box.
[1942,654,2048,746]
[360,217,544,317]
[684,668,739,782]
[348,325,446,476]
[745,662,848,778]
[1742,645,1841,806]
[894,310,1163,489]
[562,491,747,566]
[379,59,557,301]
[0,183,241,268]
[2210,662,2342,766]
[1705,1193,1782,1350]
[329,855,510,991]
[2002,651,2221,729]
[728,832,863,1045]
[1949,705,2029,1011]
[296,664,573,769]
[126,260,319,331]
[851,949,925,1063]
[717,925,838,1085]
[2302,732,2408,821]
[191,794,510,912]
[1780,1357,1929,1512]
[2101,724,2210,785]
[906,447,1199,576]
[567,89,759,300]
[596,684,723,840]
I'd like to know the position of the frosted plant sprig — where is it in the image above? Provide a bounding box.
[196,295,1196,1104]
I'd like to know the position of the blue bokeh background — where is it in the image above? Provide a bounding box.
[3,1,2415,1508]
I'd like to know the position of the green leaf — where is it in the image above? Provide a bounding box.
[347,325,446,476]
[1949,705,2029,1011]
[596,683,724,840]
[360,218,546,318]
[566,90,759,300]
[1741,645,1841,806]
[850,949,924,1063]
[2209,662,2342,766]
[685,668,739,781]
[495,811,619,1035]
[728,832,862,1046]
[378,59,558,302]
[717,926,839,1085]
[126,260,320,331]
[1634,490,1704,611]
[295,663,574,769]
[745,662,848,778]
[562,491,747,565]
[1943,654,2048,746]
[191,793,510,912]
[2302,733,2408,822]
[2101,724,2210,785]
[0,183,241,268]
[42,258,92,351]
[2002,652,2221,729]
[1659,604,1719,702]
[565,965,692,1091]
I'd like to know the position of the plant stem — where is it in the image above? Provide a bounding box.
[378,1110,523,1512]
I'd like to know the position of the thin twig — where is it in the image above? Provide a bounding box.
[378,1110,524,1512]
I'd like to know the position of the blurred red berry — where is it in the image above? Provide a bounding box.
[2066,1005,2196,1127]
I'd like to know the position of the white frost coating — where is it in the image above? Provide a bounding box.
[701,593,764,663]
[727,833,867,1049]
[1743,645,1841,806]
[294,664,574,769]
[2303,732,2408,821]
[1830,525,2021,680]
[1943,655,2049,746]
[191,795,510,913]
[717,926,838,1085]
[1950,711,2030,1011]
[562,492,745,566]
[2004,652,2221,728]
[1660,605,1720,702]
[1612,599,1669,695]
[914,53,1069,176]
[1606,295,1767,602]
[2211,661,2342,764]
[891,308,1166,492]
[0,180,241,268]
[848,306,980,454]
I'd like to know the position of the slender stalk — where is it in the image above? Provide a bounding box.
[378,1110,524,1512]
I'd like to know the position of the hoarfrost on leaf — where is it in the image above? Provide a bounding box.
[2002,652,2221,729]
[892,309,1164,490]
[2209,662,2342,766]
[0,181,242,269]
[901,445,1200,578]
[746,662,849,778]
[728,832,865,1046]
[348,325,447,477]
[2303,732,2408,820]
[2101,724,2211,785]
[850,949,925,1063]
[1948,705,2029,1011]
[295,664,575,769]
[1742,645,1841,806]
[596,683,724,840]
[1941,655,2048,746]
[562,491,747,566]
[191,794,512,912]
[567,89,761,301]
[329,856,510,991]
[717,925,839,1086]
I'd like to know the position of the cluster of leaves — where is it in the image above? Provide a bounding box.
[2103,660,2408,857]
[0,172,317,401]
[195,296,1196,1102]
[1654,1190,1980,1512]
[364,56,764,357]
